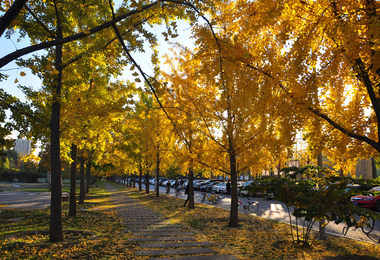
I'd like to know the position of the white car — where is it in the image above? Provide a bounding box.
[220,181,244,193]
[212,183,226,193]
[149,178,156,185]
[239,181,255,196]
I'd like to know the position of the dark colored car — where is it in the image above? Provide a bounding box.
[194,180,207,190]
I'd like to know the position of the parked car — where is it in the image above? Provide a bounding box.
[149,178,156,185]
[239,181,255,196]
[201,180,225,192]
[170,180,177,187]
[220,181,244,194]
[350,186,380,211]
[194,180,207,190]
[161,179,171,187]
[212,182,226,193]
[159,177,168,186]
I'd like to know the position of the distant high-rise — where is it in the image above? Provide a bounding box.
[14,139,32,156]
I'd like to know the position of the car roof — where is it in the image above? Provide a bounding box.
[369,186,380,192]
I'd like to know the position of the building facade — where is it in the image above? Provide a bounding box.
[14,139,32,156]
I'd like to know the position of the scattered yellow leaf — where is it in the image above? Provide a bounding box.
[14,78,18,83]
[132,72,139,77]
[83,29,91,35]
[20,71,26,77]
[135,78,141,82]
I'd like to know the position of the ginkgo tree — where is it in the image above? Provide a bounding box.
[217,0,380,172]
[6,0,131,242]
[161,17,293,225]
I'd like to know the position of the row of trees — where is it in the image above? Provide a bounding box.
[1,0,380,243]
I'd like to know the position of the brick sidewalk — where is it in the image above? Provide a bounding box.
[103,182,238,260]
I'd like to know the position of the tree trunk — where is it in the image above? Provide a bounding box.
[156,151,160,197]
[372,157,377,179]
[188,167,194,209]
[49,39,63,243]
[139,162,142,191]
[228,153,238,227]
[86,156,90,194]
[69,144,77,217]
[145,169,150,194]
[133,173,136,188]
[79,156,85,204]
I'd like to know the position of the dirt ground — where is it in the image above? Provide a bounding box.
[0,181,51,210]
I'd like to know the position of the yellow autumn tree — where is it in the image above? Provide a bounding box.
[216,0,380,174]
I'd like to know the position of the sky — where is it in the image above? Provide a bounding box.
[0,3,196,143]
[0,2,198,161]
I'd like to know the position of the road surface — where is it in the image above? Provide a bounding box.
[138,182,380,245]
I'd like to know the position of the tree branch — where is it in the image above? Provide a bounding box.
[0,0,28,37]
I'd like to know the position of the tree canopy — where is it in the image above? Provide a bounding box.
[2,0,380,241]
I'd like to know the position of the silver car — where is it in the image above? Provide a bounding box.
[212,183,226,193]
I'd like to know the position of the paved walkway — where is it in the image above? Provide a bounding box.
[103,182,238,260]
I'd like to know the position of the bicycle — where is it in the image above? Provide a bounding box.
[342,213,375,236]
[238,196,259,213]
[201,192,220,204]
[175,187,181,197]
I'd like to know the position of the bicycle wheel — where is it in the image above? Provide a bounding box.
[342,224,349,236]
[248,201,259,213]
[361,215,375,234]
[212,196,220,204]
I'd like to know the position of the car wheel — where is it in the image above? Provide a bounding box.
[375,201,380,212]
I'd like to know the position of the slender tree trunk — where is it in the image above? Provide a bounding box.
[69,144,77,217]
[188,167,194,209]
[86,156,90,194]
[145,169,150,194]
[79,156,85,204]
[133,173,136,188]
[49,32,63,243]
[139,162,142,191]
[372,157,377,179]
[156,150,160,197]
[228,153,238,227]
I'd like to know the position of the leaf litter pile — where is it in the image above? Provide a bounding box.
[0,181,380,259]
